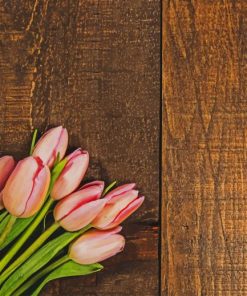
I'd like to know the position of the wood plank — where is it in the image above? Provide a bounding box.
[162,0,246,295]
[0,0,34,157]
[0,0,160,295]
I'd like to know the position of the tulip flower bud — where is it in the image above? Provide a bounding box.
[69,226,125,264]
[2,156,50,218]
[104,183,136,201]
[92,184,145,229]
[32,126,68,168]
[51,149,89,200]
[0,156,16,209]
[54,181,106,231]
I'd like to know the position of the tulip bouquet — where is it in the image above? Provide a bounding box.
[0,127,144,295]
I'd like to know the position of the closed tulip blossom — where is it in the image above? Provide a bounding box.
[92,184,145,229]
[51,149,89,200]
[54,181,106,231]
[69,226,125,264]
[0,156,16,209]
[2,156,50,218]
[32,126,68,168]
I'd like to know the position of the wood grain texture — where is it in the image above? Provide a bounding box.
[162,0,246,295]
[0,0,160,295]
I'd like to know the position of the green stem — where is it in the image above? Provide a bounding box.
[0,216,16,247]
[1,225,91,295]
[0,198,54,275]
[29,129,38,155]
[0,221,59,284]
[102,181,117,196]
[0,211,8,224]
[14,255,70,296]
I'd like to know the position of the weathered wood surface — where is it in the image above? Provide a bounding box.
[162,1,246,295]
[0,1,160,295]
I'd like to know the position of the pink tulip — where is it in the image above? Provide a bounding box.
[92,184,144,229]
[2,156,50,218]
[0,156,16,209]
[51,149,89,200]
[69,226,125,264]
[54,181,106,231]
[104,183,136,201]
[32,126,68,168]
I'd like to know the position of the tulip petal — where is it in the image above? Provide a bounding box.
[0,192,4,210]
[0,156,16,210]
[73,226,122,243]
[0,156,16,191]
[55,128,69,164]
[51,149,89,200]
[103,196,145,229]
[2,157,50,218]
[104,183,136,201]
[2,157,39,216]
[60,199,107,231]
[32,126,68,167]
[22,165,50,218]
[81,180,105,190]
[54,184,104,221]
[92,190,138,229]
[70,233,125,264]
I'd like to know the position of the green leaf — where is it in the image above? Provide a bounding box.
[0,211,8,224]
[0,215,35,250]
[0,226,90,295]
[103,180,117,196]
[0,216,16,247]
[31,261,103,296]
[53,152,60,167]
[0,214,11,234]
[42,210,52,231]
[48,158,68,194]
[29,129,38,155]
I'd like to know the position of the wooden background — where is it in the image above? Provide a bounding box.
[0,0,160,295]
[2,0,246,295]
[162,0,246,296]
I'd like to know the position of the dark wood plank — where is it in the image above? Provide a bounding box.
[0,0,160,295]
[162,0,246,295]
